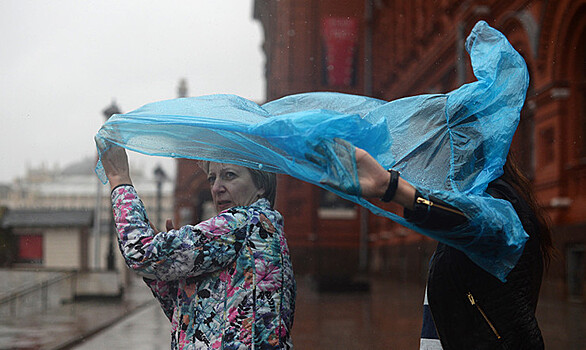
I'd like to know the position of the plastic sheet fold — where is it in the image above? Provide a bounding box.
[95,21,529,281]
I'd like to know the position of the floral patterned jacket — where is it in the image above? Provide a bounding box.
[111,185,296,349]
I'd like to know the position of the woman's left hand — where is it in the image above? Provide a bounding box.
[102,145,133,189]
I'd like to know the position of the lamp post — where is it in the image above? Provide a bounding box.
[154,165,168,229]
[103,100,121,271]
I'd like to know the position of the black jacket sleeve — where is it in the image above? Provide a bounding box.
[404,190,468,230]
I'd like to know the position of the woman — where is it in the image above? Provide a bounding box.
[354,147,553,350]
[102,146,296,350]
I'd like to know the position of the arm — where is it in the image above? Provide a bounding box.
[355,147,416,209]
[102,145,177,316]
[355,147,467,229]
[112,185,248,280]
[102,146,248,280]
[142,218,182,321]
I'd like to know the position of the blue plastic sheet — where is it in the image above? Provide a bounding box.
[95,21,529,281]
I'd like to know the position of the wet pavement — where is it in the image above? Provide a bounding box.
[291,276,424,349]
[1,274,585,349]
[537,279,586,350]
[69,275,423,349]
[71,303,170,350]
[0,273,153,350]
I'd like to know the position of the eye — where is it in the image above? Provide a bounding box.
[223,171,237,180]
[207,175,215,185]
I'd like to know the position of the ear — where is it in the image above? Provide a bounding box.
[257,187,265,198]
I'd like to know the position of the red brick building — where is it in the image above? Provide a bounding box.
[176,0,586,298]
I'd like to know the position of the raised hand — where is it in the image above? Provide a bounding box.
[101,144,132,189]
[354,146,389,198]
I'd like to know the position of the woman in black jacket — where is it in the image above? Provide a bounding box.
[355,147,554,350]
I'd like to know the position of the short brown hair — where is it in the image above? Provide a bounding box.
[248,167,277,207]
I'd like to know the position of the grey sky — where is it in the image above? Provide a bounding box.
[0,0,265,183]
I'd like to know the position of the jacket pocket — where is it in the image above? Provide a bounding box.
[466,292,502,340]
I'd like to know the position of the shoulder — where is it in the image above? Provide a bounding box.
[237,198,282,220]
[210,199,283,227]
[252,198,283,224]
[240,199,284,233]
[486,178,516,201]
[487,178,539,237]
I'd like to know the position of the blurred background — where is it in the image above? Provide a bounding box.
[0,0,584,349]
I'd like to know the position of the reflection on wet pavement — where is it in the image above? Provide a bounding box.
[1,274,584,349]
[0,273,153,350]
[72,303,170,350]
[292,276,424,349]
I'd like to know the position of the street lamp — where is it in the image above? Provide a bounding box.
[154,165,168,229]
[103,100,121,119]
[103,100,120,271]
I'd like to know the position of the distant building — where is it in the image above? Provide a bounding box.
[0,156,174,271]
[1,209,93,269]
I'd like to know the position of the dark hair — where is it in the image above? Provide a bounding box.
[457,109,555,266]
[501,152,555,267]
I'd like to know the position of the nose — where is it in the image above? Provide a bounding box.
[211,179,225,194]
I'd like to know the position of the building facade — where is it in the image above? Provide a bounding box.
[1,209,93,270]
[172,0,585,298]
[251,0,586,298]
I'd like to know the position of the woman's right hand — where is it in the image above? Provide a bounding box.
[354,147,390,198]
[355,147,416,209]
[102,145,133,189]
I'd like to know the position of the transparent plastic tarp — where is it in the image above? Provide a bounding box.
[95,21,529,281]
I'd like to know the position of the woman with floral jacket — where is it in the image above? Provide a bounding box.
[102,145,296,350]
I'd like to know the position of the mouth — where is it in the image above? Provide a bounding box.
[216,200,232,211]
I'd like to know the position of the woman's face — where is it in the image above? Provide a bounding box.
[207,163,264,212]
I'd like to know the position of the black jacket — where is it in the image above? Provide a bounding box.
[407,178,544,349]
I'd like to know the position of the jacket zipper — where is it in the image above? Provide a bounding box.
[466,292,502,340]
[416,197,467,217]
